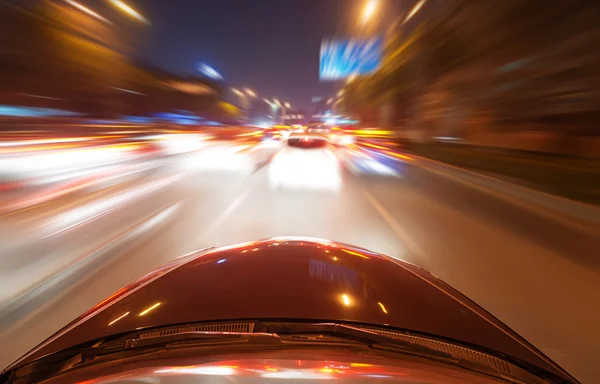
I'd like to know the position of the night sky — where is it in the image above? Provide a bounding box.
[132,0,368,111]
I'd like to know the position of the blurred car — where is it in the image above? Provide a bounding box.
[0,238,577,383]
[268,132,341,191]
[261,127,282,141]
[306,120,331,134]
[328,130,355,146]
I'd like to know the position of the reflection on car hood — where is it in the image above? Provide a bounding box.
[13,238,569,380]
[39,354,514,383]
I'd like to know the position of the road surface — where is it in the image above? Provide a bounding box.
[0,140,598,383]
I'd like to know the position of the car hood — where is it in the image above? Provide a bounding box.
[10,238,570,380]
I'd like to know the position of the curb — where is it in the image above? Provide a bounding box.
[409,154,600,234]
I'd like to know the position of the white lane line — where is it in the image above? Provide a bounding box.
[202,185,254,236]
[361,188,425,258]
[41,175,180,240]
[0,201,181,320]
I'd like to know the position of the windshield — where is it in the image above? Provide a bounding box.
[0,1,595,383]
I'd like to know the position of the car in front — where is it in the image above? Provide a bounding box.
[0,238,577,383]
[268,132,341,191]
[306,120,331,134]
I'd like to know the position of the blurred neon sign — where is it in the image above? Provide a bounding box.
[320,37,382,81]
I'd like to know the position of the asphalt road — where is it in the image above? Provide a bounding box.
[0,141,598,382]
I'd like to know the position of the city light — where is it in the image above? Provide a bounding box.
[231,88,245,97]
[274,99,282,107]
[64,0,111,24]
[404,0,426,24]
[361,0,378,24]
[284,102,291,109]
[108,0,150,24]
[340,293,352,306]
[198,64,224,80]
[337,89,345,97]
[326,97,334,105]
[264,98,279,110]
[245,88,257,97]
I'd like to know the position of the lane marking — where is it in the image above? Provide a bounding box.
[1,182,125,222]
[0,160,162,218]
[0,201,181,322]
[40,175,180,240]
[361,188,425,258]
[201,185,254,236]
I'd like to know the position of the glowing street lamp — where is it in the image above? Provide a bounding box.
[245,88,257,97]
[404,0,426,24]
[198,63,224,80]
[284,102,291,109]
[108,0,150,24]
[361,0,378,24]
[231,88,245,97]
[264,98,279,110]
[65,0,111,24]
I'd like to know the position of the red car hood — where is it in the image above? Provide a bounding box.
[9,238,570,380]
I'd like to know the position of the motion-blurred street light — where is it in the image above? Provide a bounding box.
[231,88,249,110]
[326,97,334,105]
[337,89,345,97]
[65,0,111,24]
[245,88,257,98]
[404,0,426,24]
[231,88,244,97]
[265,99,279,110]
[361,0,378,24]
[284,102,291,109]
[274,99,282,107]
[198,63,224,80]
[108,0,150,24]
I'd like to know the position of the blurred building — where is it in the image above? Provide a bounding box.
[0,0,227,120]
[341,0,600,141]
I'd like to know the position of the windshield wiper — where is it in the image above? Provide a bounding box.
[265,322,562,384]
[124,331,280,350]
[265,323,456,360]
[5,321,569,384]
[131,322,455,363]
